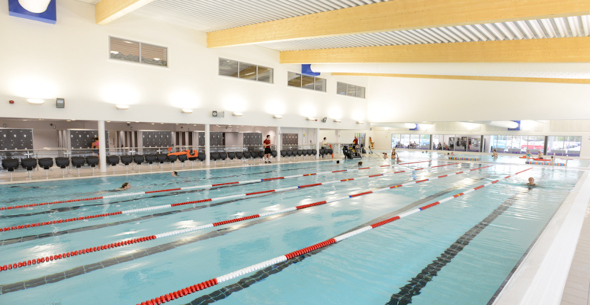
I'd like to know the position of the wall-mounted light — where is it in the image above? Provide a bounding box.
[18,0,51,13]
[27,99,45,105]
[273,115,283,119]
[333,119,342,123]
[306,117,317,121]
[181,108,193,113]
[356,121,364,124]
[116,104,130,110]
[232,112,243,116]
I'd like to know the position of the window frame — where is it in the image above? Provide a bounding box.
[287,72,327,92]
[109,36,169,68]
[219,58,274,84]
[336,82,366,99]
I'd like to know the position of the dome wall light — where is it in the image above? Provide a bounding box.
[181,108,193,113]
[18,0,51,13]
[27,99,45,105]
[273,115,283,119]
[116,104,130,110]
[333,119,342,123]
[306,117,317,121]
[356,121,364,124]
[232,112,243,116]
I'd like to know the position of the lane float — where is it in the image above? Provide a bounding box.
[134,167,532,305]
[448,157,479,161]
[0,161,435,211]
[0,163,460,232]
[526,161,565,166]
[0,164,492,272]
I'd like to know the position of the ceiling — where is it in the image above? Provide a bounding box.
[133,0,388,33]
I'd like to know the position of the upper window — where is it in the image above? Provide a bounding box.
[110,37,167,67]
[337,82,365,99]
[219,58,273,83]
[288,72,326,92]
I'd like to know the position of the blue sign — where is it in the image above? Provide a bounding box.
[508,120,521,131]
[301,64,320,76]
[9,0,56,24]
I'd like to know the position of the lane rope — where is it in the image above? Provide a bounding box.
[134,168,531,305]
[0,161,433,211]
[0,162,457,233]
[0,164,493,272]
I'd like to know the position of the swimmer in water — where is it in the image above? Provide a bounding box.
[336,160,340,165]
[383,152,388,159]
[525,177,537,186]
[492,149,498,158]
[538,151,544,159]
[171,171,178,177]
[117,183,131,191]
[358,161,363,167]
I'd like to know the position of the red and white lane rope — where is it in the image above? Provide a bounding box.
[0,161,433,211]
[0,162,457,233]
[135,167,531,305]
[0,164,490,272]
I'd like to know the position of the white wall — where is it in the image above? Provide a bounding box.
[0,0,366,130]
[367,77,590,122]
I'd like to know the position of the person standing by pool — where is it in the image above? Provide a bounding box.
[492,149,498,158]
[263,135,272,163]
[391,148,400,163]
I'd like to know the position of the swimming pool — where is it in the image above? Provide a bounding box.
[0,152,584,304]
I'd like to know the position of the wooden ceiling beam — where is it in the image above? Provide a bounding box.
[207,0,590,47]
[332,72,590,84]
[96,0,157,25]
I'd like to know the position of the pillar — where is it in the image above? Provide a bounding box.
[316,128,320,159]
[98,120,107,173]
[205,124,210,166]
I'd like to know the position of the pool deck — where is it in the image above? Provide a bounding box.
[561,202,590,305]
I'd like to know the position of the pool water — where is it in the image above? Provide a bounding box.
[0,152,584,305]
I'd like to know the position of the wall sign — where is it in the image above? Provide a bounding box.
[8,0,56,24]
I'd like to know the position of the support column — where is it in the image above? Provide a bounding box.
[316,128,320,159]
[335,130,340,157]
[98,120,107,173]
[276,127,281,162]
[205,124,211,166]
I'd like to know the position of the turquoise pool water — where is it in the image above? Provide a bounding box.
[0,152,584,304]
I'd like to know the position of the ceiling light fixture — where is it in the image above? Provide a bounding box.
[181,108,193,114]
[27,99,45,105]
[116,104,129,110]
[110,51,119,54]
[356,121,364,124]
[153,58,160,61]
[333,119,342,123]
[306,117,317,121]
[273,115,282,119]
[232,112,243,116]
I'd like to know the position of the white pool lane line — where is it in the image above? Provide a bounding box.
[0,161,433,211]
[131,167,531,305]
[0,164,491,272]
[0,162,460,233]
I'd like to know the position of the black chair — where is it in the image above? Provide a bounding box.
[258,151,265,159]
[21,158,37,179]
[145,155,157,170]
[311,149,317,159]
[167,154,178,168]
[178,154,187,167]
[38,158,54,179]
[243,151,251,162]
[107,156,120,174]
[120,155,133,173]
[286,150,293,161]
[235,152,243,162]
[319,148,326,158]
[271,151,277,159]
[134,155,144,171]
[280,151,287,158]
[71,157,86,176]
[55,157,70,178]
[2,159,19,180]
[219,152,227,164]
[197,153,206,166]
[210,153,220,165]
[86,156,99,175]
[188,153,199,167]
[227,152,235,164]
[296,150,303,160]
[156,154,168,169]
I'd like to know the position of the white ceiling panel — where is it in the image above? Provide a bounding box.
[133,0,389,32]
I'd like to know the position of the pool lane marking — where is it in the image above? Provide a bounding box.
[386,191,527,305]
[0,177,490,296]
[0,162,458,232]
[134,168,531,305]
[0,161,433,211]
[0,164,490,272]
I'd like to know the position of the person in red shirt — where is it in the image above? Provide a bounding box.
[263,135,272,163]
